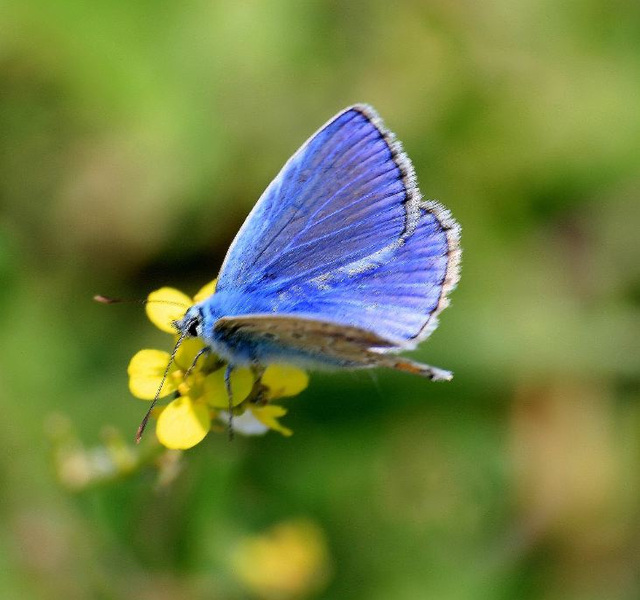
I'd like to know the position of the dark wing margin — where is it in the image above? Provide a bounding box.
[346,106,462,344]
[411,199,461,343]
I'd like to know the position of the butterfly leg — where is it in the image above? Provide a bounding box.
[183,346,211,380]
[251,363,265,379]
[248,364,269,406]
[224,364,235,441]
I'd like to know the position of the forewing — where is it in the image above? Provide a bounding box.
[216,105,420,291]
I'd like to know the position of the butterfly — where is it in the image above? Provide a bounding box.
[137,104,461,440]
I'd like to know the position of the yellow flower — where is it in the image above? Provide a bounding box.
[202,366,254,409]
[128,280,309,449]
[262,364,310,399]
[145,287,192,333]
[232,519,332,599]
[251,405,293,437]
[156,396,211,450]
[128,349,180,399]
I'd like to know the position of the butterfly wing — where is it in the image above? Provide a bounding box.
[214,314,399,362]
[272,199,460,346]
[214,314,453,381]
[214,105,460,347]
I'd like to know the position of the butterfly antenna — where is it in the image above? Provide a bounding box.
[94,295,188,308]
[135,332,187,444]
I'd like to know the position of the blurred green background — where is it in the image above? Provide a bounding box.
[1,1,639,598]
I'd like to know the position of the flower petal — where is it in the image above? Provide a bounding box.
[251,405,293,437]
[156,397,211,449]
[262,364,309,398]
[128,349,178,399]
[193,279,217,303]
[174,337,208,371]
[203,367,254,408]
[146,287,192,333]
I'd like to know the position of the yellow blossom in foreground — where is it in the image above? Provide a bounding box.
[128,349,179,399]
[145,287,192,333]
[203,366,254,408]
[251,405,293,437]
[262,364,309,399]
[156,396,211,450]
[128,281,309,449]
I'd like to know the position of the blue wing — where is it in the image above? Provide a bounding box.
[214,105,461,348]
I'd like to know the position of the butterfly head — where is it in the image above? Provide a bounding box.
[173,305,204,339]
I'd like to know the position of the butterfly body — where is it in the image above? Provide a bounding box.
[176,104,461,381]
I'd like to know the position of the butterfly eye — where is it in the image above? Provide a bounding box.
[187,319,199,337]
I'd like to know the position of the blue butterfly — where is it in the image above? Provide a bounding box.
[138,105,461,440]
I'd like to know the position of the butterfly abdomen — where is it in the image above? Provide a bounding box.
[364,353,453,381]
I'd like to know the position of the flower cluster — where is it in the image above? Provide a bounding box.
[128,281,309,449]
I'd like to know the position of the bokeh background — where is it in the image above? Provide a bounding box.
[2,1,639,599]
